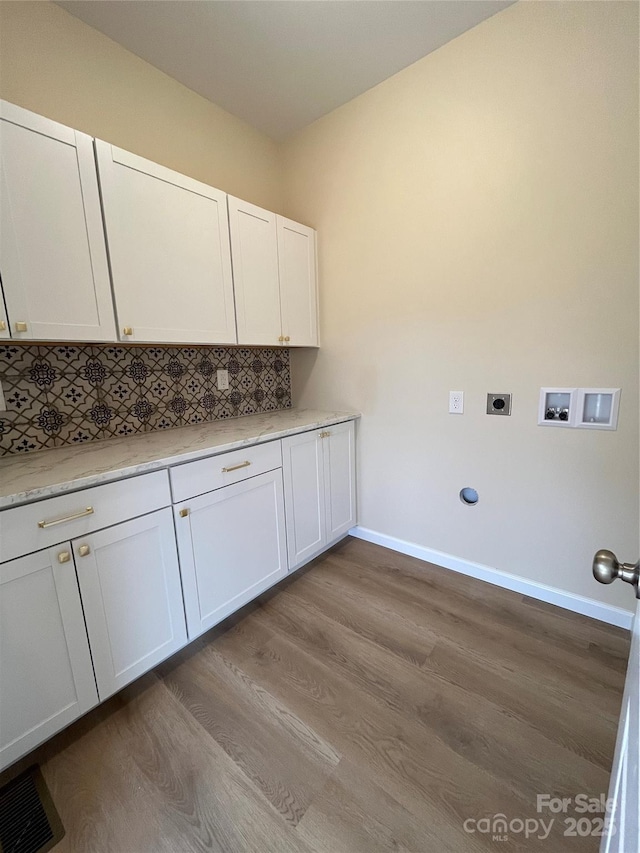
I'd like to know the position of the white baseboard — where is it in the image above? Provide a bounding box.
[349,526,634,630]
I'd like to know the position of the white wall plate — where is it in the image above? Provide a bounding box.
[575,388,621,430]
[538,388,577,427]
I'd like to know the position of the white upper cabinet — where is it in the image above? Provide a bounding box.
[0,101,116,341]
[96,141,236,345]
[229,196,318,347]
[277,216,318,347]
[228,197,282,345]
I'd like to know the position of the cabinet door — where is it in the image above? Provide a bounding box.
[176,470,287,639]
[277,216,318,347]
[0,546,98,771]
[73,509,187,700]
[0,101,116,342]
[228,197,282,346]
[282,429,326,570]
[96,141,236,344]
[323,421,357,544]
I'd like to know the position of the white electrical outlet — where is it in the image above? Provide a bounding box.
[0,379,5,412]
[216,369,229,391]
[449,391,464,414]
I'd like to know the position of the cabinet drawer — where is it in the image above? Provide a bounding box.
[170,440,282,503]
[0,470,171,563]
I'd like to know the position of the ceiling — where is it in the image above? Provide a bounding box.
[57,1,514,141]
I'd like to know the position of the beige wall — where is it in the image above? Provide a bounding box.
[283,1,639,609]
[0,1,282,210]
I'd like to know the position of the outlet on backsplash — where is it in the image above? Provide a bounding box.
[216,369,230,391]
[0,344,292,456]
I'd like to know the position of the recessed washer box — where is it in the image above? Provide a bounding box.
[538,388,576,427]
[575,388,620,430]
[486,393,512,415]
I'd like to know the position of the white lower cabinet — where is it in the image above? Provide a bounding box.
[175,470,287,639]
[0,420,356,771]
[73,508,187,700]
[283,420,356,571]
[0,546,99,771]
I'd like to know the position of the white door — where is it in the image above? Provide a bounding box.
[96,141,236,344]
[602,598,639,852]
[0,101,116,341]
[323,420,357,544]
[0,546,98,771]
[0,281,9,339]
[228,196,282,346]
[73,509,187,700]
[175,470,287,639]
[282,429,326,570]
[277,216,318,347]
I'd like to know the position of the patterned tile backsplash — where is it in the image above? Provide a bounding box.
[0,344,291,456]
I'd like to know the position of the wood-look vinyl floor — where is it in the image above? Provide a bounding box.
[4,538,630,852]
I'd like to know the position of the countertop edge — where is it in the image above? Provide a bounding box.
[0,411,360,510]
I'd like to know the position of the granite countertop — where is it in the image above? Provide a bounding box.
[0,408,360,509]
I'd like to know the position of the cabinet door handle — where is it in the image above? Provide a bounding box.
[58,551,71,564]
[0,320,6,332]
[179,508,189,518]
[78,544,91,557]
[319,431,332,438]
[123,327,133,336]
[38,506,94,529]
[15,321,28,333]
[284,336,290,342]
[222,460,251,473]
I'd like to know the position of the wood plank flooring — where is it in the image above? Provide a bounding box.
[3,538,630,852]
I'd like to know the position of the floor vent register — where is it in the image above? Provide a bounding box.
[0,766,64,853]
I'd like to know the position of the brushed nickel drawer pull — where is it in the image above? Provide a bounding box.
[38,506,95,529]
[222,460,251,473]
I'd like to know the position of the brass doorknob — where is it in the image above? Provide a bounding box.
[284,336,290,342]
[593,549,640,597]
[78,544,91,557]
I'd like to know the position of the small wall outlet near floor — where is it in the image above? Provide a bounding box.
[216,369,229,391]
[449,391,464,414]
